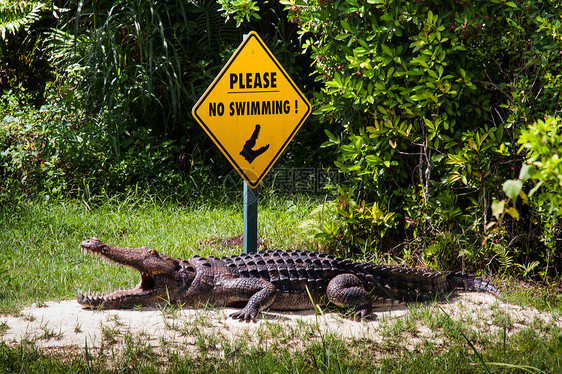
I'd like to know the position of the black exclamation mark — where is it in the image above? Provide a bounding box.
[295,100,298,114]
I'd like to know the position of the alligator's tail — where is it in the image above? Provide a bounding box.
[445,271,499,294]
[364,265,499,303]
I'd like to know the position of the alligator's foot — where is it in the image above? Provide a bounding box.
[229,307,260,322]
[352,305,373,321]
[224,277,277,322]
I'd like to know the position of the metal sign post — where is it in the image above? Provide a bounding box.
[243,182,258,253]
[242,33,258,254]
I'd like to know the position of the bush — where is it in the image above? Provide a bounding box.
[283,0,562,276]
[0,87,204,201]
[490,116,562,279]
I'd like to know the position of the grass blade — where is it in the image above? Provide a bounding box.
[439,306,491,374]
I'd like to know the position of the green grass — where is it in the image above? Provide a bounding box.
[0,194,560,373]
[499,279,562,315]
[0,194,317,313]
[0,321,560,373]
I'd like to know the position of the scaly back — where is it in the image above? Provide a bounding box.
[215,250,497,303]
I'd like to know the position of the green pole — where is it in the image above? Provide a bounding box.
[241,32,257,254]
[243,182,258,253]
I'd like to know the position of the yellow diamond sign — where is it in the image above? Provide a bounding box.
[192,31,311,188]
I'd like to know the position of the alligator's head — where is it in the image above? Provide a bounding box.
[78,238,194,309]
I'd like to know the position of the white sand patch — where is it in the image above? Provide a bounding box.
[0,293,559,352]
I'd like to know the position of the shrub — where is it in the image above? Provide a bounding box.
[490,116,562,279]
[0,87,200,201]
[283,0,562,276]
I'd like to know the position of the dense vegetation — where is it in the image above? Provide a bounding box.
[281,0,562,280]
[1,0,561,281]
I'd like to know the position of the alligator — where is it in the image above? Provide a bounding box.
[77,238,498,321]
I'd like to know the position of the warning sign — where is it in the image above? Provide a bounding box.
[192,31,311,188]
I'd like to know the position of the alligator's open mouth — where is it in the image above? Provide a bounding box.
[77,238,180,309]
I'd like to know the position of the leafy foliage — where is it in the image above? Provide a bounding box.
[0,89,191,200]
[283,0,561,277]
[0,1,52,103]
[217,0,261,26]
[490,116,562,279]
[0,0,45,40]
[45,0,241,138]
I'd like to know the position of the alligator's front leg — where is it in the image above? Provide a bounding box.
[224,277,277,321]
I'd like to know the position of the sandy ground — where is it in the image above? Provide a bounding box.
[1,292,559,355]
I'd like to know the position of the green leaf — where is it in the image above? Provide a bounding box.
[518,163,535,182]
[340,20,351,32]
[505,1,517,7]
[505,207,520,220]
[387,67,394,79]
[528,180,544,198]
[503,179,523,202]
[381,44,393,57]
[380,13,393,22]
[491,199,505,220]
[324,129,338,143]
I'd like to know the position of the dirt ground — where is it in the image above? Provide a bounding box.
[1,292,559,354]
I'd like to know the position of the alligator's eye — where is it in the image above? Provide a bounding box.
[149,249,158,256]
